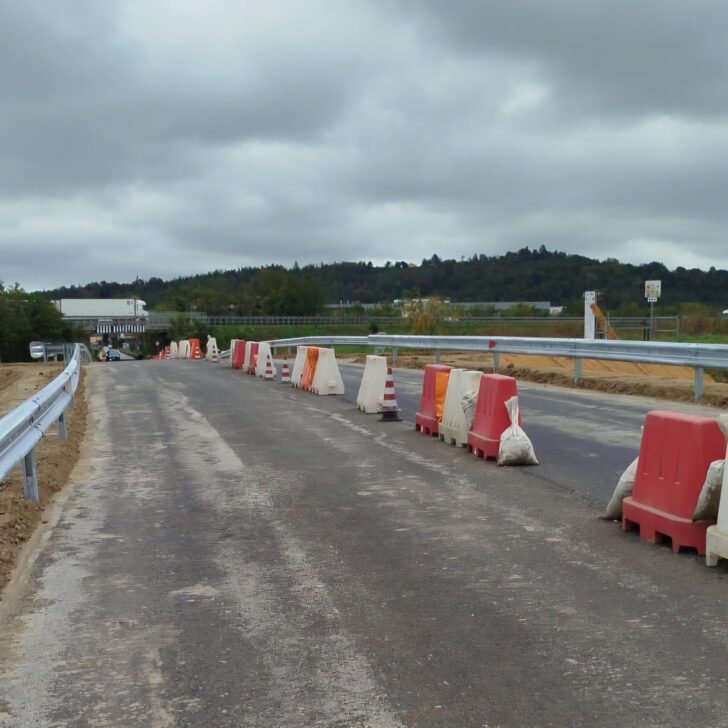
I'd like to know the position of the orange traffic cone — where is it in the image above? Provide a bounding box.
[378,367,402,421]
[280,359,291,383]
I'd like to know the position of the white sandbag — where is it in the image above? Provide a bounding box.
[439,369,482,447]
[497,396,538,466]
[311,348,345,395]
[255,342,277,378]
[461,389,478,430]
[693,460,725,521]
[356,355,388,413]
[603,456,639,520]
[290,346,308,388]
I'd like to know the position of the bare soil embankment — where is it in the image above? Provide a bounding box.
[0,364,87,593]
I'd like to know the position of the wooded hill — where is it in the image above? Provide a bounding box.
[42,247,728,316]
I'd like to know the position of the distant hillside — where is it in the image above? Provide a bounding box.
[42,247,728,316]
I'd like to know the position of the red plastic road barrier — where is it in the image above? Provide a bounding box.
[232,340,246,369]
[189,339,202,360]
[164,346,171,360]
[467,374,520,460]
[622,410,726,554]
[415,364,452,436]
[247,342,259,375]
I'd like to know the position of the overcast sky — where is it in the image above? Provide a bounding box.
[2,0,728,290]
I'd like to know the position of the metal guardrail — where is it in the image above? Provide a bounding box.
[267,334,728,402]
[267,335,368,348]
[0,345,82,500]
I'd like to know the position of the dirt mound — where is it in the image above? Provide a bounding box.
[0,364,88,594]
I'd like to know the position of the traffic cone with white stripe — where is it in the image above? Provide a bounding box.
[280,359,291,383]
[378,367,402,421]
[264,352,274,380]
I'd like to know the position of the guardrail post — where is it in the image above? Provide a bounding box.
[694,367,704,403]
[21,448,39,502]
[57,411,68,440]
[492,352,500,371]
[574,357,582,384]
[434,350,441,364]
[391,347,398,367]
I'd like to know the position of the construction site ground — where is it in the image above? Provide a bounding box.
[0,364,87,593]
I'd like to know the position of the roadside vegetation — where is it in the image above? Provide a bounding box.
[0,283,82,362]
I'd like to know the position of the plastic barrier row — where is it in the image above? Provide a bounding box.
[231,343,345,395]
[154,339,203,360]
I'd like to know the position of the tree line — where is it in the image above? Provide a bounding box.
[41,247,728,316]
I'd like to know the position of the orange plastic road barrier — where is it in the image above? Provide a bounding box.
[164,346,171,360]
[468,374,520,460]
[189,339,203,360]
[247,342,259,375]
[232,339,246,369]
[300,347,320,391]
[415,364,451,436]
[622,411,726,554]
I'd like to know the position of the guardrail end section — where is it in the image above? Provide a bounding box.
[21,448,40,502]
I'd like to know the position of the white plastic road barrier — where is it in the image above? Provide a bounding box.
[206,336,218,361]
[290,346,308,388]
[170,341,179,359]
[255,342,277,378]
[179,340,191,359]
[439,369,482,447]
[311,348,345,395]
[705,415,728,566]
[229,339,238,367]
[357,355,388,413]
[243,341,254,371]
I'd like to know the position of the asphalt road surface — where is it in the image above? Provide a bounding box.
[2,361,728,727]
[338,363,721,506]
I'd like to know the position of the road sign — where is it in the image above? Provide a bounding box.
[645,280,662,299]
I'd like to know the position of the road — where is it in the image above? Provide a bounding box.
[2,361,728,727]
[340,362,721,505]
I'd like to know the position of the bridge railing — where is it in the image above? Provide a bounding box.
[0,345,82,500]
[267,334,728,402]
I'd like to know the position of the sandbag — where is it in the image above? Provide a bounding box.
[603,457,638,520]
[693,460,725,521]
[461,389,478,430]
[497,396,538,466]
[694,415,728,521]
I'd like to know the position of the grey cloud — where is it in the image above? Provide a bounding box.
[2,0,728,290]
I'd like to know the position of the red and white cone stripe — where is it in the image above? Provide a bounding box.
[280,359,291,383]
[264,354,274,380]
[382,367,398,410]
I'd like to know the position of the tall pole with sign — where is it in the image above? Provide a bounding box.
[644,280,661,340]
